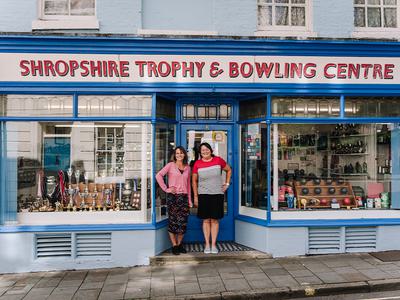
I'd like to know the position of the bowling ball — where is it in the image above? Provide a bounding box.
[340,187,348,195]
[343,197,352,205]
[313,178,321,185]
[314,187,322,194]
[302,187,309,195]
[328,187,336,194]
[337,178,344,185]
[320,198,328,205]
[325,178,333,185]
[300,178,307,185]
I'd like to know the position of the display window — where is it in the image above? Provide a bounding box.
[155,123,175,221]
[5,121,153,224]
[239,122,268,218]
[271,123,398,211]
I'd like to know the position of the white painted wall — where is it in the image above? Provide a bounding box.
[266,227,308,257]
[235,220,268,253]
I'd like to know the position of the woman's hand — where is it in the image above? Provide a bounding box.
[194,195,198,207]
[188,200,193,208]
[222,183,230,192]
[166,187,176,194]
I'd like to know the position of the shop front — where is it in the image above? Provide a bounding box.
[1,36,400,273]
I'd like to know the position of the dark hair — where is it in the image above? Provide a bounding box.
[199,142,215,158]
[171,146,188,165]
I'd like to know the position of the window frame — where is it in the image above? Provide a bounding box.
[32,0,99,30]
[255,0,316,37]
[353,0,400,38]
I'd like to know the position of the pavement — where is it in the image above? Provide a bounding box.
[2,250,400,300]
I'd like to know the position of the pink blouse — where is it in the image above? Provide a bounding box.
[156,162,192,204]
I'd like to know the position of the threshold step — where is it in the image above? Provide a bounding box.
[150,242,271,266]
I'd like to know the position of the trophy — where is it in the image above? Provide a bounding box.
[91,183,98,211]
[46,176,57,209]
[103,184,113,210]
[79,172,89,211]
[122,180,132,210]
[66,167,75,211]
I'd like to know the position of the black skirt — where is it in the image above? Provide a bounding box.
[197,194,224,220]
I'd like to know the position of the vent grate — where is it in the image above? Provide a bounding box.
[345,227,377,252]
[76,233,112,257]
[308,227,341,254]
[36,233,72,258]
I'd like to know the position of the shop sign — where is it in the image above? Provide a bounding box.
[0,53,398,84]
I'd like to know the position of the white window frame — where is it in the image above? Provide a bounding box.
[32,0,99,30]
[353,0,400,39]
[255,0,316,37]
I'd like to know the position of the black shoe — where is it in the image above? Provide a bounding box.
[172,246,180,255]
[178,244,187,254]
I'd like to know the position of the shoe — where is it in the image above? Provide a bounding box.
[204,246,211,254]
[172,246,180,255]
[178,244,187,254]
[211,246,219,254]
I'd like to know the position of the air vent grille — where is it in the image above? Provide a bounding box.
[36,233,72,258]
[76,233,112,257]
[345,227,377,252]
[308,227,341,254]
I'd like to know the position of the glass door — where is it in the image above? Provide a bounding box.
[181,124,234,242]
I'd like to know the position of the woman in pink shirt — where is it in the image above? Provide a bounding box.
[156,146,192,255]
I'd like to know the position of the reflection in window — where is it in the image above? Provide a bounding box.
[182,104,232,120]
[345,97,400,117]
[155,124,176,221]
[272,123,399,211]
[156,97,176,119]
[0,95,73,117]
[7,122,152,220]
[78,95,152,117]
[272,96,340,118]
[240,122,267,210]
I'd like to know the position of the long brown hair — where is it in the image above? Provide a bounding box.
[170,146,188,165]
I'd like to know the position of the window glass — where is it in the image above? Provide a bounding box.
[272,96,340,117]
[181,104,232,120]
[258,0,308,29]
[354,0,397,28]
[239,98,266,120]
[44,0,95,16]
[0,95,73,117]
[272,123,398,211]
[345,97,400,117]
[7,122,152,223]
[240,122,268,210]
[155,124,175,221]
[78,95,152,117]
[156,97,176,119]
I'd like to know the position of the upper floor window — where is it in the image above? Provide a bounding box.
[32,0,99,30]
[256,0,314,37]
[43,0,95,18]
[354,0,397,28]
[353,0,399,38]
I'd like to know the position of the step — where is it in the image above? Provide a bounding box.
[150,242,272,266]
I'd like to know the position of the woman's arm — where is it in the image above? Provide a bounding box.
[155,163,170,192]
[187,169,192,207]
[192,173,199,207]
[222,164,232,192]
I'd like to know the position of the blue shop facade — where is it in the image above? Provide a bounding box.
[2,35,400,273]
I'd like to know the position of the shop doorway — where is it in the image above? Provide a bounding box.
[181,124,234,242]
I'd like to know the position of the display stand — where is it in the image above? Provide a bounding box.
[294,179,357,209]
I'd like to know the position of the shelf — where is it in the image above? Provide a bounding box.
[329,134,369,138]
[279,146,315,149]
[330,173,368,176]
[297,194,354,198]
[330,153,369,156]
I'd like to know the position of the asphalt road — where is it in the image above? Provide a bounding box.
[291,289,400,300]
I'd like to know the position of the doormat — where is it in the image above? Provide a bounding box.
[180,242,254,253]
[370,251,400,262]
